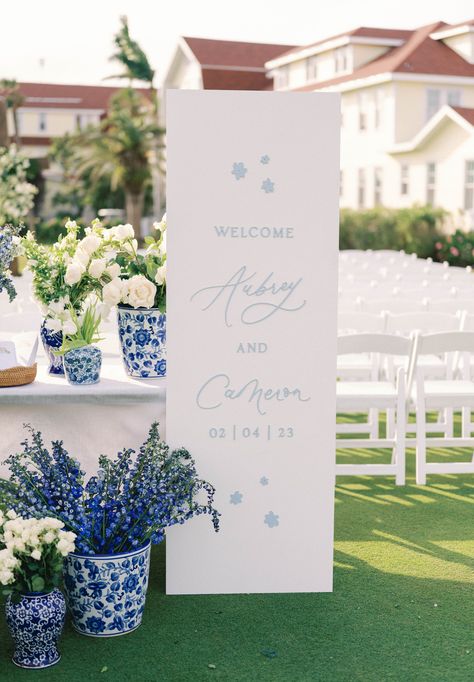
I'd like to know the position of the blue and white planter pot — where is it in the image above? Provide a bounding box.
[40,320,64,376]
[63,345,102,385]
[117,306,166,378]
[5,589,66,669]
[63,542,151,637]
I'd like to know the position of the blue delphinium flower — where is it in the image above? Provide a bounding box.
[1,423,220,555]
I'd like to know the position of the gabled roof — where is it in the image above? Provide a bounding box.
[182,36,294,69]
[277,26,413,60]
[9,82,149,110]
[388,105,474,154]
[294,22,474,91]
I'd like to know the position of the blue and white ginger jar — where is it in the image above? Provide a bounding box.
[63,542,151,637]
[63,346,102,385]
[117,306,166,378]
[5,589,66,669]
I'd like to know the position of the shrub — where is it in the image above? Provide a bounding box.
[339,206,446,258]
[433,229,474,267]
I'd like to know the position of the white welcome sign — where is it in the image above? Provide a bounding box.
[166,90,340,594]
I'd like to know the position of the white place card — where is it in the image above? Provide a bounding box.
[166,90,340,594]
[0,341,18,370]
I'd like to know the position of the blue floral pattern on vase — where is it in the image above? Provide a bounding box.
[5,589,66,669]
[117,307,166,378]
[63,346,102,385]
[63,543,151,637]
[40,320,64,375]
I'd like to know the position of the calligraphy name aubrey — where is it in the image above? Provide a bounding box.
[190,265,306,326]
[196,374,310,416]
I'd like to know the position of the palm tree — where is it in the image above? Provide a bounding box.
[0,79,24,146]
[107,16,162,214]
[74,88,162,239]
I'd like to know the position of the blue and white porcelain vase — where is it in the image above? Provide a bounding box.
[5,589,66,669]
[63,542,151,637]
[40,320,64,376]
[63,346,102,385]
[117,306,166,378]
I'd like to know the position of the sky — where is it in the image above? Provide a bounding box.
[3,0,474,87]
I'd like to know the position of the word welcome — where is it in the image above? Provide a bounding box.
[196,373,310,416]
[214,225,294,239]
[190,265,306,326]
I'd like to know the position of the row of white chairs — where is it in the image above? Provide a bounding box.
[336,331,474,486]
[339,298,474,314]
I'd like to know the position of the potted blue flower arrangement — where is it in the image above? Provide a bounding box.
[1,423,220,637]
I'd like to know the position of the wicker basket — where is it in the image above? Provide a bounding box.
[0,363,37,388]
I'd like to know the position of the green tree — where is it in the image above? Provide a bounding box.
[73,88,161,239]
[0,79,24,146]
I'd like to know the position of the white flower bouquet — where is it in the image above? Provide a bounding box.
[0,509,76,601]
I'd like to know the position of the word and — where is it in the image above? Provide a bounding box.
[196,373,310,416]
[236,342,268,354]
[190,265,306,326]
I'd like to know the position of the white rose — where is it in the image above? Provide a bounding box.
[122,239,138,256]
[56,538,72,556]
[88,258,107,279]
[106,263,121,279]
[45,317,62,333]
[6,510,17,520]
[79,234,101,255]
[111,224,135,240]
[31,549,41,561]
[43,518,64,530]
[62,319,77,336]
[74,248,90,267]
[0,569,14,585]
[43,531,56,543]
[125,275,156,309]
[65,261,85,285]
[155,264,166,285]
[102,278,124,306]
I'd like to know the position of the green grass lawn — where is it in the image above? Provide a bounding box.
[2,414,474,681]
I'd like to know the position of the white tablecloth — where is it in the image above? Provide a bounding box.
[0,290,166,477]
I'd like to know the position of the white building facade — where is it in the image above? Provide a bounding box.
[266,21,474,226]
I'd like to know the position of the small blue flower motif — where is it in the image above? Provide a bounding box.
[261,178,275,194]
[134,329,151,347]
[230,491,243,505]
[85,616,106,634]
[260,476,269,486]
[260,154,270,165]
[264,511,279,528]
[123,574,139,593]
[231,162,247,180]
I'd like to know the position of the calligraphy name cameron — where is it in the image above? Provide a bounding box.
[196,374,310,416]
[214,225,294,239]
[190,265,306,326]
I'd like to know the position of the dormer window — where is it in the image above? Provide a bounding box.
[274,66,289,90]
[306,56,318,82]
[334,47,349,73]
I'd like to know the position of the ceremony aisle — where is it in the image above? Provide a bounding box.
[1,420,474,681]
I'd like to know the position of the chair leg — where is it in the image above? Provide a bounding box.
[369,408,378,439]
[395,387,406,487]
[416,400,427,485]
[462,407,471,438]
[444,407,454,438]
[386,408,395,441]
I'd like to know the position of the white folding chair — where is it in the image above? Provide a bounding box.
[408,331,474,484]
[336,333,411,485]
[360,298,428,314]
[338,312,386,335]
[428,299,474,314]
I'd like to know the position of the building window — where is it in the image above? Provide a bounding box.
[426,89,441,120]
[358,168,366,208]
[465,160,474,210]
[334,47,349,73]
[426,162,436,205]
[374,90,382,129]
[306,56,318,82]
[374,167,382,205]
[38,112,47,132]
[400,164,409,196]
[358,93,368,131]
[447,90,461,107]
[275,66,289,89]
